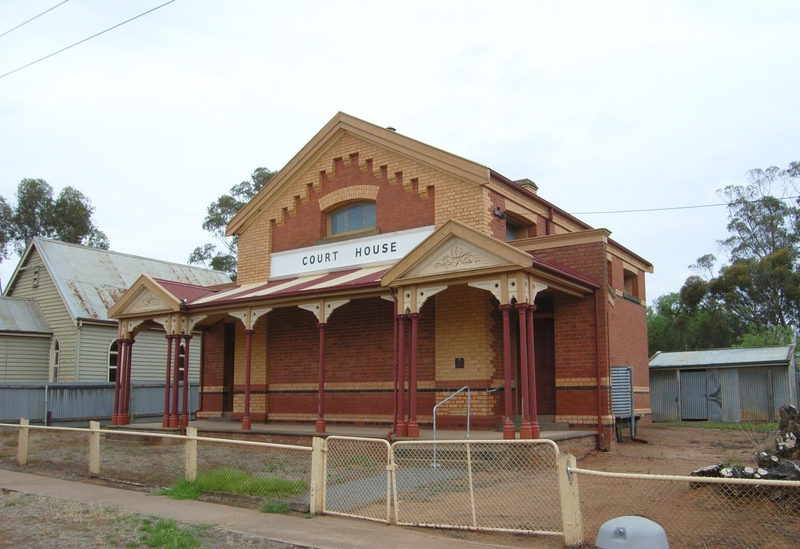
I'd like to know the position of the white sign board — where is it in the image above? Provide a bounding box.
[270,226,434,279]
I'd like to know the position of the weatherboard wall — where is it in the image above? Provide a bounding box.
[76,324,201,383]
[0,334,51,382]
[5,248,78,381]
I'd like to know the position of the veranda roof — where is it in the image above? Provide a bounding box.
[188,265,390,307]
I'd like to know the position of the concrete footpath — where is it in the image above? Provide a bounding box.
[0,470,513,549]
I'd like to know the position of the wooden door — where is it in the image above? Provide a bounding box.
[534,317,556,415]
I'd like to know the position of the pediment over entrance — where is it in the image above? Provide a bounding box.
[128,289,170,314]
[382,220,534,286]
[406,237,511,278]
[108,274,184,318]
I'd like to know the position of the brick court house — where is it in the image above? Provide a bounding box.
[108,113,652,449]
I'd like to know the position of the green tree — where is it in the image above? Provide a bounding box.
[647,281,745,356]
[0,179,108,260]
[188,167,277,280]
[709,162,800,329]
[648,161,800,354]
[0,197,13,260]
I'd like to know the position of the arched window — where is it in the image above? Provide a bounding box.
[50,339,60,382]
[329,202,376,236]
[108,341,119,382]
[178,342,186,382]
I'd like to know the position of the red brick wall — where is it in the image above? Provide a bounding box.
[532,242,618,446]
[271,153,435,253]
[609,296,651,418]
[200,321,225,413]
[266,296,436,424]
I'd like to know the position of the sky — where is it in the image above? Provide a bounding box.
[1,0,798,301]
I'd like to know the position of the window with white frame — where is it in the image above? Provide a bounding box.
[108,341,119,382]
[50,339,60,382]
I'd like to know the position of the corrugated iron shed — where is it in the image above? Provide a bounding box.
[650,346,795,370]
[10,237,231,323]
[0,297,52,334]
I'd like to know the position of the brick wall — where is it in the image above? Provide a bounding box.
[264,296,437,425]
[238,133,487,284]
[532,242,616,445]
[199,321,225,414]
[271,152,435,253]
[609,296,651,418]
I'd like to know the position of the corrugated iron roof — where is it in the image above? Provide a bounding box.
[32,237,231,322]
[153,278,221,303]
[0,297,52,334]
[649,346,795,369]
[190,265,388,307]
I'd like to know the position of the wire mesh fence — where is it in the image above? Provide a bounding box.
[0,423,89,479]
[323,436,392,523]
[4,420,800,547]
[572,467,800,549]
[0,422,313,510]
[97,430,187,488]
[392,439,562,535]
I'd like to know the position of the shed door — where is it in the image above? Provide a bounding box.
[680,370,708,420]
[650,370,680,422]
[739,367,771,422]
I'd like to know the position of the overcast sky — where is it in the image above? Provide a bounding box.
[1,0,798,301]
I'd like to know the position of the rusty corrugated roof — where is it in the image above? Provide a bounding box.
[649,346,795,369]
[32,237,231,322]
[0,297,52,334]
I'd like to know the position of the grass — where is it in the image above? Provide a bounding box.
[260,499,290,514]
[138,518,201,548]
[158,467,308,500]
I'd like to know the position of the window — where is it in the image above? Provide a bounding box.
[50,339,60,382]
[329,202,376,236]
[623,268,639,299]
[506,222,524,242]
[108,341,119,382]
[178,342,186,382]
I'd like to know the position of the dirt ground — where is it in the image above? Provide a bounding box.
[1,422,775,548]
[0,489,296,549]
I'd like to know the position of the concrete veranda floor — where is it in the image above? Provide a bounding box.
[116,418,594,445]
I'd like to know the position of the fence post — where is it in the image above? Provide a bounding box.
[185,426,197,482]
[557,453,583,546]
[309,436,325,515]
[89,421,100,476]
[18,418,29,466]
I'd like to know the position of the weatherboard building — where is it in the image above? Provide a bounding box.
[108,113,653,449]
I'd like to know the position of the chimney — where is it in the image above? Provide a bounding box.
[514,178,538,195]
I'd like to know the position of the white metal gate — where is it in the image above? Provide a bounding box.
[392,439,563,535]
[322,436,393,523]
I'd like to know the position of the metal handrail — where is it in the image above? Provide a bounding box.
[432,385,470,467]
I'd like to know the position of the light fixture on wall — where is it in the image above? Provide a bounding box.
[493,208,506,219]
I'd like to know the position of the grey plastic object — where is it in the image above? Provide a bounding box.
[596,516,669,548]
